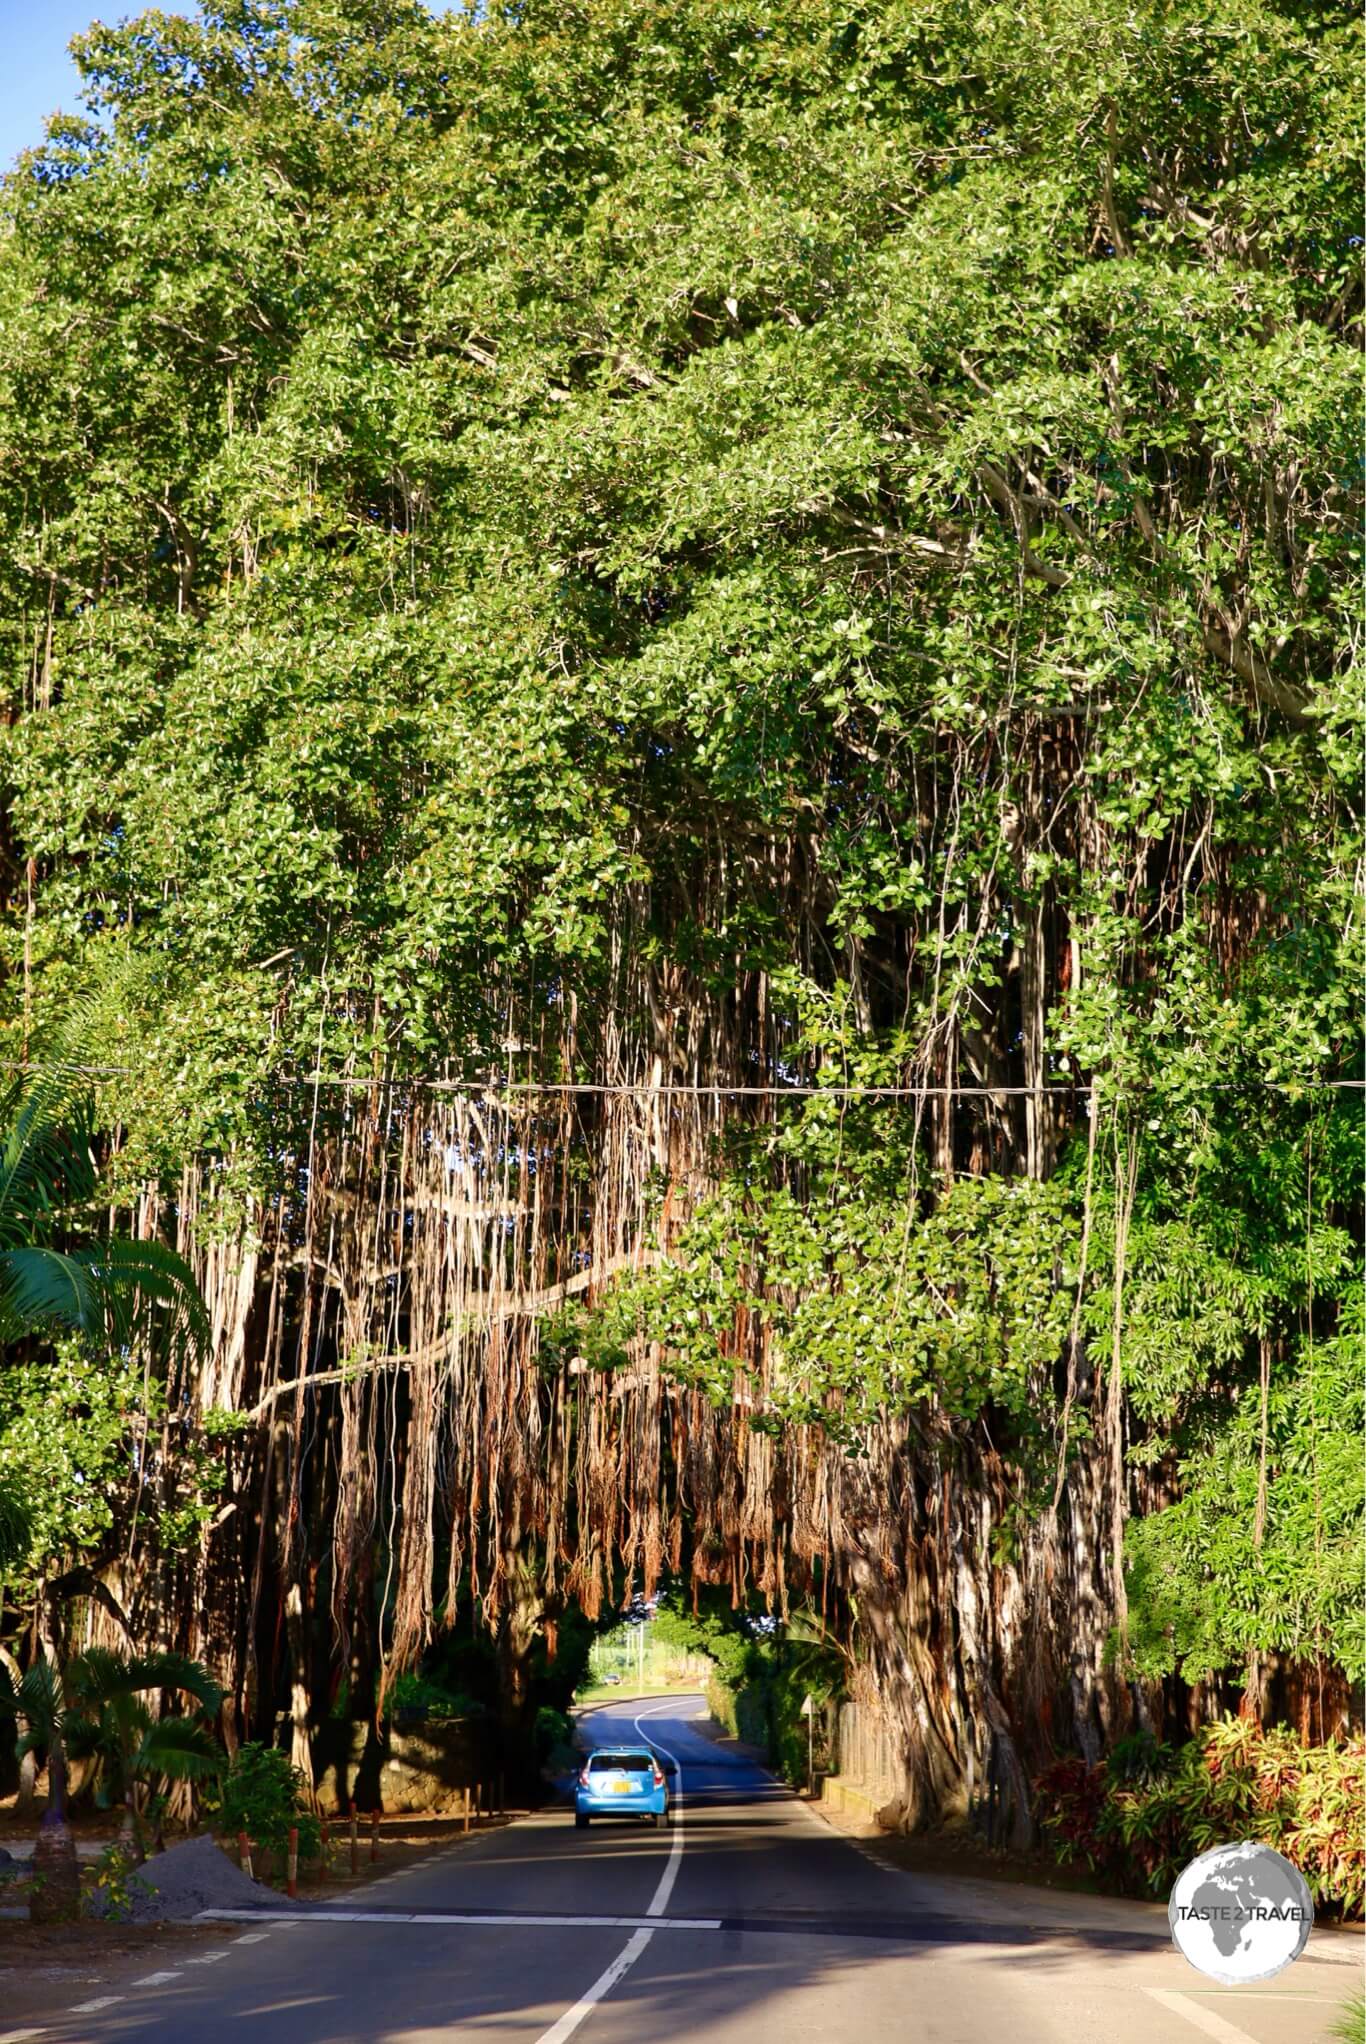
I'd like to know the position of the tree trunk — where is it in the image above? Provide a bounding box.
[16,1747,37,1817]
[31,1741,79,1923]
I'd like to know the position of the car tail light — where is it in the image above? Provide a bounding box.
[578,1769,592,1788]
[652,1764,665,1787]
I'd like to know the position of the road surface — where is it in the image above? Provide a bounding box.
[16,1695,1359,2044]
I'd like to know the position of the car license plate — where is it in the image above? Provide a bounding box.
[609,1780,633,1793]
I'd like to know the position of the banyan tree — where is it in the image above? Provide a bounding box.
[0,1,1360,1832]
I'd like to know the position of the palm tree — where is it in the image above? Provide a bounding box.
[0,1017,212,1920]
[0,1651,224,1919]
[0,1025,209,1360]
[0,1661,78,1920]
[65,1649,225,1857]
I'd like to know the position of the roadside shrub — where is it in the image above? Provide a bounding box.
[209,1742,320,1868]
[86,1841,152,1922]
[535,1706,574,1767]
[1035,1718,1364,1916]
[705,1676,737,1736]
[1330,1991,1364,2043]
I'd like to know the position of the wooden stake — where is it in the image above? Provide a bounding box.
[319,1816,329,1880]
[238,1831,253,1880]
[462,1786,470,1834]
[287,1825,298,1899]
[370,1807,380,1862]
[349,1799,359,1876]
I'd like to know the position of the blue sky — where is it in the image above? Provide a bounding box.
[0,3,197,170]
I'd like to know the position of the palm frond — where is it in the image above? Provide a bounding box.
[1,1659,63,1745]
[66,1648,138,1710]
[0,987,209,1362]
[137,1716,222,1780]
[132,1650,223,1718]
[68,1648,224,1718]
[784,1608,856,1693]
[0,1238,208,1359]
[87,1238,211,1362]
[0,1002,103,1246]
[0,1244,105,1345]
[61,1704,123,1763]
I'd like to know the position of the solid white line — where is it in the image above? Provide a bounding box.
[633,1704,686,1920]
[1143,1988,1262,2043]
[526,1698,695,2044]
[197,1907,720,1931]
[533,1929,654,2044]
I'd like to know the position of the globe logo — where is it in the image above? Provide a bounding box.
[1169,1841,1314,1984]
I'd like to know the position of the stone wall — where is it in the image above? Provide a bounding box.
[818,1699,904,1831]
[305,1715,501,1816]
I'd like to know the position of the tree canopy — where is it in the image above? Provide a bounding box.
[0,0,1359,1789]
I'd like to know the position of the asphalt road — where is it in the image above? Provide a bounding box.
[17,1695,1360,2044]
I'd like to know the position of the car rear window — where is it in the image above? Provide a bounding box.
[588,1752,653,1772]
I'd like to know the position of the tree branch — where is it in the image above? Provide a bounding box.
[242,1250,663,1420]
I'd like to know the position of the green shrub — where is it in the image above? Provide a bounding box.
[704,1676,737,1736]
[1035,1718,1365,1916]
[87,1841,152,1922]
[535,1706,573,1765]
[209,1742,320,1867]
[1330,1992,1365,2044]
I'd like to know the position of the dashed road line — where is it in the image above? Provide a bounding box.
[130,1972,181,1987]
[69,2000,124,2015]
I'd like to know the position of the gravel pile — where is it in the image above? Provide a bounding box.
[94,1834,304,1923]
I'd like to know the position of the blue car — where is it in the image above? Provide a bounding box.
[575,1745,670,1828]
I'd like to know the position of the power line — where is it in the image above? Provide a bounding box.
[4,1061,1360,1097]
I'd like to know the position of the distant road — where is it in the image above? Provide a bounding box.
[27,1693,1360,2043]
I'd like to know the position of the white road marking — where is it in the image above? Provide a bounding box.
[634,1704,686,1921]
[130,1972,181,1986]
[1143,1987,1262,2043]
[534,1929,653,2044]
[69,1999,124,2014]
[793,1794,842,1835]
[1190,1993,1332,2002]
[185,1950,232,1965]
[235,1931,270,1944]
[0,2028,48,2040]
[528,1699,694,2044]
[198,1907,720,1931]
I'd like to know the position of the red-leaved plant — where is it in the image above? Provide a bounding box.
[1034,1719,1364,1917]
